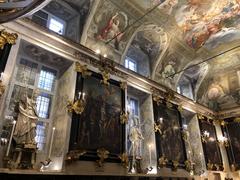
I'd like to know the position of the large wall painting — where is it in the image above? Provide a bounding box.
[222,118,240,171]
[69,72,125,162]
[153,101,186,168]
[198,117,223,171]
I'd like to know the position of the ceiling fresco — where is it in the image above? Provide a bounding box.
[26,0,240,111]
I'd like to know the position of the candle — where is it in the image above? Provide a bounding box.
[148,144,152,166]
[78,92,81,99]
[6,120,16,157]
[48,127,55,159]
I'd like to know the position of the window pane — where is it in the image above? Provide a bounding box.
[38,66,57,92]
[49,18,64,35]
[125,58,137,72]
[36,93,52,119]
[129,98,139,116]
[16,59,38,86]
[35,121,48,151]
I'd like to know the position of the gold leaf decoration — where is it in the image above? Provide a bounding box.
[172,160,179,171]
[0,29,18,49]
[0,80,5,98]
[75,62,92,77]
[120,81,127,90]
[100,70,110,85]
[177,105,183,112]
[120,111,129,124]
[154,122,162,134]
[96,148,109,167]
[119,152,129,168]
[158,156,168,168]
[65,150,87,162]
[184,160,193,172]
[67,99,85,114]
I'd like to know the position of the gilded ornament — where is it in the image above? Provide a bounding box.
[182,130,189,141]
[197,114,205,120]
[0,29,18,49]
[172,160,179,171]
[166,101,173,108]
[65,149,86,161]
[177,105,183,112]
[96,148,109,167]
[119,152,129,168]
[0,80,5,97]
[75,62,92,77]
[158,156,168,168]
[234,117,240,123]
[100,70,110,85]
[154,122,162,134]
[67,98,85,114]
[184,160,193,172]
[120,81,127,90]
[207,161,214,170]
[120,111,129,124]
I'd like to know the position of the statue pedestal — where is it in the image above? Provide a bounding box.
[7,144,37,169]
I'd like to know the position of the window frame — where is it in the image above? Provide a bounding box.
[125,57,137,72]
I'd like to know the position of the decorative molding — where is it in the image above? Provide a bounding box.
[96,148,109,167]
[120,111,129,124]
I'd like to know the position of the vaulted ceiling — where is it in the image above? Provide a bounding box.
[2,0,240,112]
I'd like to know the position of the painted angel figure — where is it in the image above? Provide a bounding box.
[97,12,127,49]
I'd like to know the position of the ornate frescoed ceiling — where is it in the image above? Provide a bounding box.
[15,0,240,111]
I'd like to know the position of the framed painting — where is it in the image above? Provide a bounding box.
[198,117,223,171]
[69,71,125,162]
[222,118,240,170]
[153,101,187,168]
[0,43,12,73]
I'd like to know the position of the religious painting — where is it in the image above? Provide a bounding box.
[69,72,125,162]
[222,118,240,170]
[0,42,12,73]
[198,117,223,170]
[174,0,240,49]
[197,60,240,112]
[153,101,186,167]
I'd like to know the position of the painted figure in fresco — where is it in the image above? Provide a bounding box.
[175,0,240,49]
[161,61,175,79]
[97,12,124,49]
[13,89,38,147]
[158,0,178,15]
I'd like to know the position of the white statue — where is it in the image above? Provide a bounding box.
[129,117,144,158]
[13,89,39,148]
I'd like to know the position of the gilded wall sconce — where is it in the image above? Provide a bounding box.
[217,136,229,147]
[67,98,85,114]
[119,152,129,168]
[201,130,210,143]
[120,111,129,124]
[96,148,109,167]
